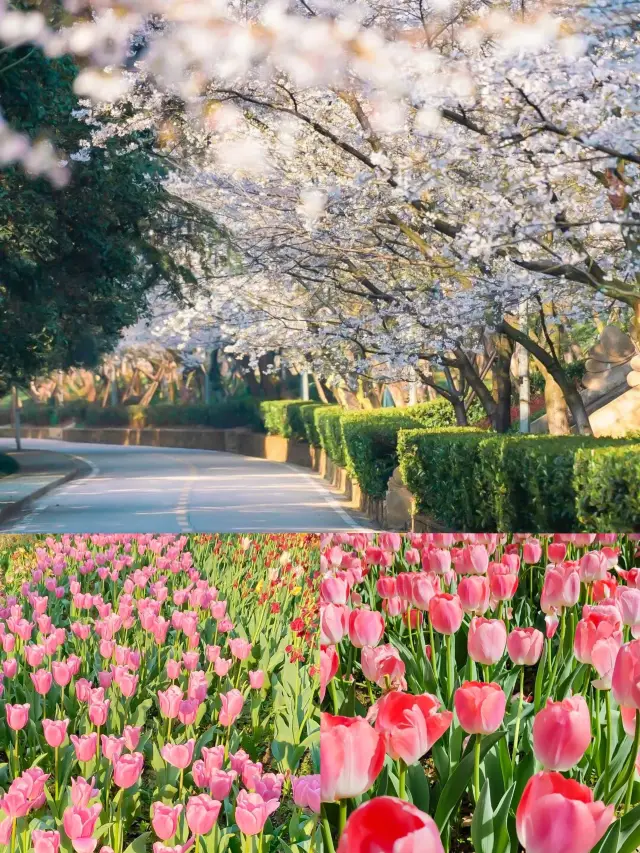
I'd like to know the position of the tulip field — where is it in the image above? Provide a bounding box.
[320,533,640,853]
[0,533,321,853]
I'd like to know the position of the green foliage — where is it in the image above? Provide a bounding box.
[20,400,262,430]
[398,429,640,531]
[0,454,18,477]
[313,407,346,467]
[341,409,427,499]
[259,401,322,441]
[0,47,206,394]
[574,445,640,530]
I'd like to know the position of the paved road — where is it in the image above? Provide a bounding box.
[0,438,370,533]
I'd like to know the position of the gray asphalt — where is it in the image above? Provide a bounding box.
[0,438,371,533]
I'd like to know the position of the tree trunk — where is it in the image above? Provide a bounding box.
[490,334,513,433]
[452,346,497,425]
[498,320,593,436]
[539,363,570,434]
[452,396,469,426]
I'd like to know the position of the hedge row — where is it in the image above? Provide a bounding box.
[398,429,640,531]
[16,399,263,431]
[260,397,466,498]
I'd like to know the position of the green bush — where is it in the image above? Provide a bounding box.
[340,409,429,499]
[398,429,640,531]
[314,407,346,467]
[574,445,640,530]
[81,399,262,430]
[83,406,131,427]
[259,400,322,441]
[0,453,18,476]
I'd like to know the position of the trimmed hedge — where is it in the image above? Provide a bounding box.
[18,399,263,431]
[574,445,640,530]
[0,453,18,477]
[398,429,640,531]
[314,407,347,468]
[260,401,322,441]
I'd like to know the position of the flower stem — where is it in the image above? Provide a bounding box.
[604,690,612,798]
[511,667,524,769]
[624,708,640,813]
[446,634,454,704]
[398,759,407,800]
[320,812,336,853]
[474,734,482,803]
[338,799,348,836]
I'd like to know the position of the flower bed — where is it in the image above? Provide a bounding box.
[0,533,320,853]
[320,532,640,853]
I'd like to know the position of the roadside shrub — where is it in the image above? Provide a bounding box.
[574,445,640,530]
[260,400,322,440]
[340,409,428,499]
[398,429,640,531]
[83,405,131,427]
[314,407,346,467]
[0,453,18,476]
[146,399,262,430]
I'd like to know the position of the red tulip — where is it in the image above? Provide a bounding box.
[516,771,613,853]
[532,696,591,771]
[370,691,452,765]
[468,617,507,665]
[548,543,567,564]
[454,682,506,735]
[337,797,444,853]
[320,713,385,802]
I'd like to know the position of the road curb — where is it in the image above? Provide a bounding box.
[0,455,93,526]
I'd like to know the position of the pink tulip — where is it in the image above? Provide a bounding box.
[457,576,490,615]
[161,740,195,770]
[292,775,320,814]
[248,670,264,689]
[228,638,252,661]
[43,718,69,748]
[370,691,452,765]
[548,543,567,563]
[158,686,183,719]
[523,540,542,564]
[88,700,109,728]
[454,682,506,735]
[71,734,98,763]
[208,769,236,800]
[32,830,60,853]
[612,639,640,709]
[6,703,30,731]
[429,594,463,635]
[348,609,385,648]
[62,804,102,853]
[320,604,349,645]
[101,736,124,763]
[71,777,99,808]
[320,713,385,802]
[52,661,73,687]
[152,803,183,841]
[579,551,608,583]
[185,794,222,835]
[219,689,244,727]
[337,797,444,853]
[516,772,613,853]
[468,617,507,665]
[112,751,144,788]
[31,669,53,695]
[541,564,580,612]
[360,644,406,690]
[507,627,544,666]
[533,696,591,771]
[234,791,279,836]
[123,725,141,751]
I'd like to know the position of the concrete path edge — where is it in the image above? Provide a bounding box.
[0,454,93,526]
